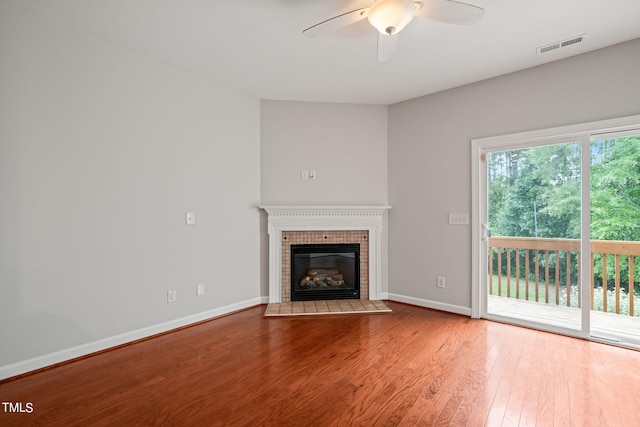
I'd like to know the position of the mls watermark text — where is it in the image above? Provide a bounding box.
[2,402,34,413]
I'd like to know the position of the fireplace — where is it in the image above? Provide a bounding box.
[260,205,391,304]
[282,230,368,302]
[291,243,360,301]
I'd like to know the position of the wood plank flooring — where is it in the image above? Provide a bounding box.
[1,301,640,426]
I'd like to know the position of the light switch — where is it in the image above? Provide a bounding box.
[448,213,469,225]
[186,212,195,225]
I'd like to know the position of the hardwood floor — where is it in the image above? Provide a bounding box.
[1,301,639,426]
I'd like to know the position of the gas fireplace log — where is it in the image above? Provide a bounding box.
[300,276,312,287]
[299,271,346,288]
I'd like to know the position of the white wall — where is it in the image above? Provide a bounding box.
[260,100,389,295]
[0,2,261,373]
[388,38,640,312]
[260,101,388,205]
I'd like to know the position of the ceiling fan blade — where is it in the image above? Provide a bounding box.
[416,0,485,25]
[302,8,369,37]
[378,33,398,62]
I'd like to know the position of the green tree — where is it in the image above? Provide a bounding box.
[591,137,640,241]
[489,143,581,239]
[590,137,640,288]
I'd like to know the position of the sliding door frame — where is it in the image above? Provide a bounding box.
[471,114,640,342]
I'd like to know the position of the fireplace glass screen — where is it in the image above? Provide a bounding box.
[290,244,360,301]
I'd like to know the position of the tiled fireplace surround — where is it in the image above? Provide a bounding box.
[281,230,369,303]
[260,206,390,304]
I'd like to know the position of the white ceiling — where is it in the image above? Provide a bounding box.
[9,0,640,105]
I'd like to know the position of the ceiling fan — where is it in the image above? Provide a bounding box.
[303,0,485,62]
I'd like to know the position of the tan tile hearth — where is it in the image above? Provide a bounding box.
[264,300,391,317]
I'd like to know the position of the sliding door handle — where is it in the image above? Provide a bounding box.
[482,224,491,241]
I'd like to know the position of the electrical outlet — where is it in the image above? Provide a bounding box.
[301,170,309,181]
[186,212,195,225]
[437,276,446,288]
[167,290,177,303]
[197,283,205,296]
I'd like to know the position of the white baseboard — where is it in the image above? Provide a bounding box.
[0,297,267,381]
[387,293,472,316]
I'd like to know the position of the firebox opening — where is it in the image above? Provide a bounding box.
[291,243,360,301]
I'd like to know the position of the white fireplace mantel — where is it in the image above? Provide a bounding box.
[260,205,391,303]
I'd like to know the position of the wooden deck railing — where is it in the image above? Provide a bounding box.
[488,236,640,316]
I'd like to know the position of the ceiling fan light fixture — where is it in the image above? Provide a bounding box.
[368,0,416,35]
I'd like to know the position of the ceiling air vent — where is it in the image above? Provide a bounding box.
[537,34,587,55]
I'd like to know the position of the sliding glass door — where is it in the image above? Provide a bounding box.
[589,132,640,346]
[485,140,584,332]
[472,115,640,348]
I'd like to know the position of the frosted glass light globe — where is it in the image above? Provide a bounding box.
[368,0,416,35]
